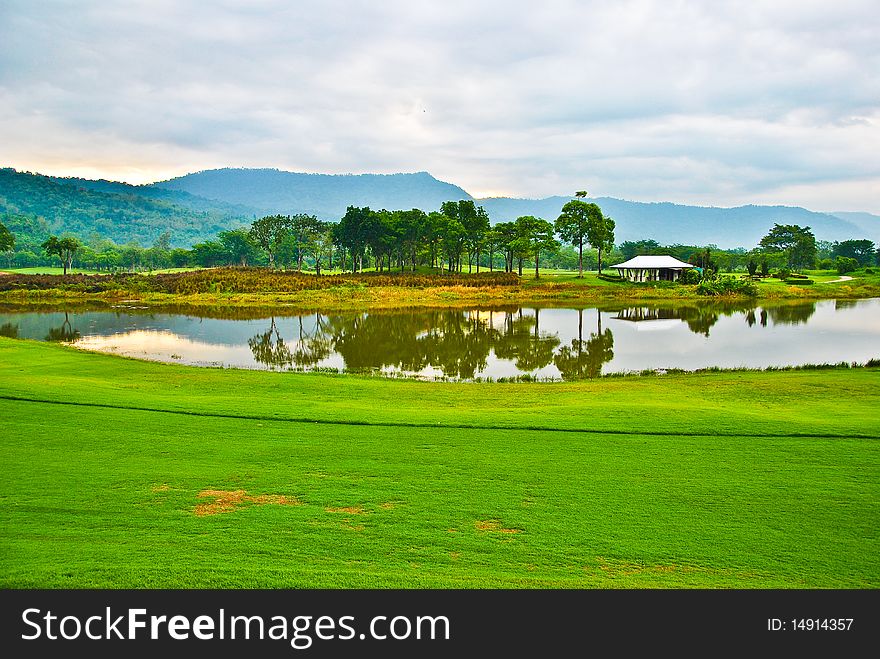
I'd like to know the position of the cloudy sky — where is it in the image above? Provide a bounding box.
[1,0,878,212]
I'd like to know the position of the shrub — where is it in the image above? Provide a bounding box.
[678,268,701,285]
[696,275,758,296]
[866,268,874,274]
[774,268,791,280]
[835,256,859,274]
[785,278,814,286]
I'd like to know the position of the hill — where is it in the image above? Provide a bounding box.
[477,197,872,248]
[0,168,250,247]
[830,211,880,239]
[2,166,876,250]
[152,168,472,219]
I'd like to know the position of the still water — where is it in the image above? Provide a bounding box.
[1,299,878,380]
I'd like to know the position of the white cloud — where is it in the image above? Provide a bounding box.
[0,0,878,210]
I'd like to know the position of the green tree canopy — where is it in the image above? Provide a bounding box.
[0,221,14,253]
[584,205,615,273]
[759,223,817,270]
[249,215,292,268]
[832,239,876,266]
[555,200,594,277]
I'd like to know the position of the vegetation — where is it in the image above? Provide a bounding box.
[759,223,818,271]
[0,338,877,588]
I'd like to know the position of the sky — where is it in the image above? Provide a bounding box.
[1,0,878,213]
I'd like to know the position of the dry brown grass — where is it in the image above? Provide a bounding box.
[194,489,301,516]
[474,519,521,534]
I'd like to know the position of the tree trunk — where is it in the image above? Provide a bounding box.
[535,253,540,278]
[578,239,583,278]
[598,245,603,274]
[518,258,523,276]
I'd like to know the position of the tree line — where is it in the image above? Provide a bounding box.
[2,201,877,276]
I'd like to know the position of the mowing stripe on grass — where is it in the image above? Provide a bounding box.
[2,393,877,440]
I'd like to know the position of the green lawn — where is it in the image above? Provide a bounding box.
[1,339,878,588]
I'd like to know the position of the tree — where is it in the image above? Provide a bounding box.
[441,200,488,272]
[0,221,14,254]
[515,216,559,278]
[289,214,320,271]
[759,223,817,270]
[619,239,661,260]
[832,239,876,266]
[585,205,615,273]
[218,229,259,266]
[336,206,376,273]
[41,235,81,275]
[152,230,172,252]
[555,200,593,277]
[249,215,291,268]
[305,221,335,275]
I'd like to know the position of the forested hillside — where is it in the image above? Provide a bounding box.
[0,169,248,246]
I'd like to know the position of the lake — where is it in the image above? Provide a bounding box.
[1,299,878,380]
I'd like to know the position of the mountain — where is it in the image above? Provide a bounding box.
[2,165,876,250]
[0,168,250,247]
[830,211,880,239]
[478,196,874,248]
[152,168,472,219]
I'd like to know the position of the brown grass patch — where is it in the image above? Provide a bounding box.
[475,519,521,534]
[194,489,301,516]
[593,556,693,577]
[151,484,170,492]
[325,505,366,515]
[379,502,398,510]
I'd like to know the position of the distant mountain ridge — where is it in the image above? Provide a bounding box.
[1,166,877,249]
[152,168,472,219]
[477,196,877,247]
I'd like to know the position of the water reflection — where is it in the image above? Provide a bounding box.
[45,312,81,343]
[0,300,876,379]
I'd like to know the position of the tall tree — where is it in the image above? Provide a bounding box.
[555,199,593,277]
[289,213,320,271]
[584,205,615,273]
[249,215,291,268]
[41,235,81,275]
[516,216,559,278]
[336,206,376,273]
[305,221,335,275]
[759,223,817,270]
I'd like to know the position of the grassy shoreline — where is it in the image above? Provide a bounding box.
[2,268,879,312]
[1,338,878,588]
[2,279,878,313]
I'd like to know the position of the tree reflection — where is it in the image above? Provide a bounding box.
[248,317,294,369]
[0,322,19,338]
[493,309,560,372]
[44,312,80,342]
[554,309,614,380]
[765,303,816,326]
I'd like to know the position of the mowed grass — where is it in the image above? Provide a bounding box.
[0,338,878,588]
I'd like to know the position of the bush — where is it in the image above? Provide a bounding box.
[835,256,859,274]
[817,258,835,270]
[774,268,791,280]
[785,278,814,286]
[696,275,758,296]
[678,268,701,285]
[866,268,874,274]
[596,273,624,282]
